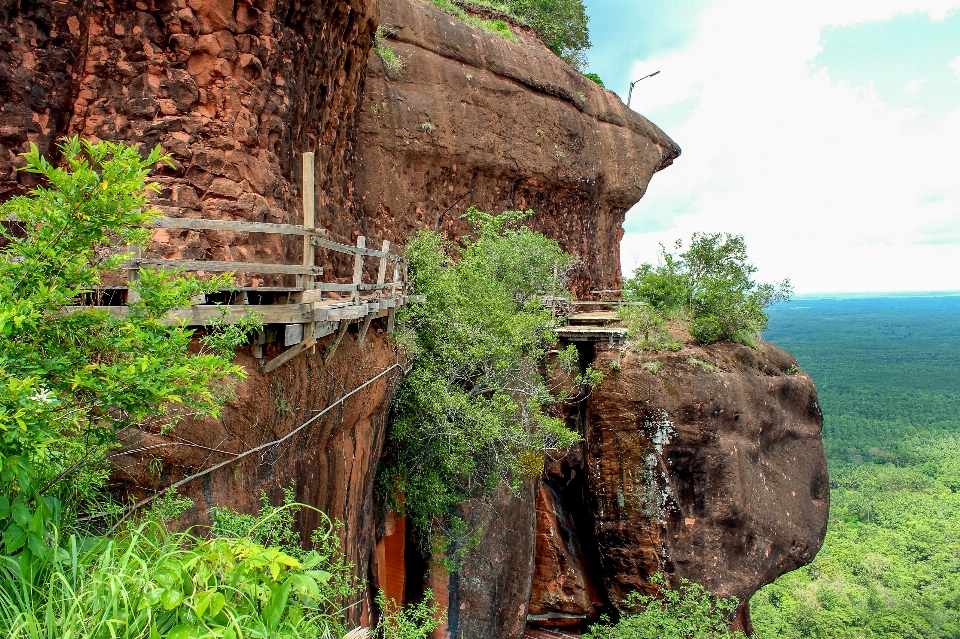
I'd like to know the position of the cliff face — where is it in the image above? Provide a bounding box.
[1,1,829,637]
[531,340,830,633]
[353,0,679,295]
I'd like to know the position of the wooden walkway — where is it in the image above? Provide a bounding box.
[65,152,409,373]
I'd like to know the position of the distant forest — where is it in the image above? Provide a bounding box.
[751,295,960,638]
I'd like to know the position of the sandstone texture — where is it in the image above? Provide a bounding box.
[1,0,378,279]
[429,479,539,639]
[115,326,404,626]
[354,0,680,295]
[578,340,830,630]
[527,483,604,627]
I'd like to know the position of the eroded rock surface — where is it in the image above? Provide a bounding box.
[527,483,603,627]
[354,0,680,295]
[583,341,829,629]
[429,479,539,639]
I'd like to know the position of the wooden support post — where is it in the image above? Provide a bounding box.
[352,236,365,304]
[357,314,374,346]
[301,152,316,291]
[263,336,317,373]
[391,259,400,297]
[376,240,390,299]
[387,307,396,334]
[126,245,141,303]
[324,321,350,365]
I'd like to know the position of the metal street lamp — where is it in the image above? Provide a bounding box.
[626,70,660,109]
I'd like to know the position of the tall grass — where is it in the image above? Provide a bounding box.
[0,517,356,639]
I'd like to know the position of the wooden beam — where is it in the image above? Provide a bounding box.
[376,240,390,294]
[64,304,316,326]
[123,258,323,276]
[357,314,374,345]
[302,152,317,291]
[263,336,317,373]
[311,236,402,260]
[352,236,365,304]
[148,217,326,236]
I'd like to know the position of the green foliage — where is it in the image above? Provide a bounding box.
[0,503,359,639]
[504,0,591,69]
[618,305,672,351]
[374,27,406,79]
[375,591,440,639]
[752,295,960,638]
[623,233,791,346]
[0,138,256,558]
[427,0,518,41]
[584,72,605,87]
[380,207,588,551]
[584,574,746,639]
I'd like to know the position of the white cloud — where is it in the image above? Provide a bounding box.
[903,79,924,95]
[951,53,960,80]
[622,1,960,293]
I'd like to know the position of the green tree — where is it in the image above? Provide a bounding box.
[623,233,791,345]
[0,138,256,554]
[379,207,595,555]
[505,0,591,69]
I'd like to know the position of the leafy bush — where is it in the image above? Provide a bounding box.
[0,138,257,554]
[584,574,746,639]
[504,0,591,69]
[0,501,359,639]
[583,72,605,87]
[375,591,440,639]
[379,207,594,554]
[623,233,791,346]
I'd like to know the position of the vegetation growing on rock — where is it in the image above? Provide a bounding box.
[584,574,746,639]
[621,233,791,347]
[378,207,598,559]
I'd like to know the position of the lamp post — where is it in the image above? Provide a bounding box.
[626,70,660,109]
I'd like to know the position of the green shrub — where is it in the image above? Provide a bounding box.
[623,233,791,346]
[0,504,359,639]
[379,207,594,556]
[504,0,590,69]
[584,72,605,87]
[585,574,747,639]
[376,591,440,639]
[0,138,257,552]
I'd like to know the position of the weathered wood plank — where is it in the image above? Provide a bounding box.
[124,258,323,276]
[302,152,317,291]
[147,217,327,236]
[65,304,315,325]
[377,240,390,287]
[263,336,317,373]
[311,236,402,260]
[352,237,365,304]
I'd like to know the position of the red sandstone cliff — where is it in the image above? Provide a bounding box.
[354,0,679,295]
[1,0,828,637]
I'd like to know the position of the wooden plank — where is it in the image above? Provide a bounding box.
[357,315,374,345]
[263,336,316,373]
[352,236,365,304]
[284,324,304,346]
[311,235,402,260]
[124,258,323,276]
[302,152,317,291]
[65,304,315,326]
[377,240,390,293]
[148,217,326,236]
[126,245,142,303]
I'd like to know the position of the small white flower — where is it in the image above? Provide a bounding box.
[30,386,56,404]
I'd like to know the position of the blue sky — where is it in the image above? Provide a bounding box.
[583,1,960,293]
